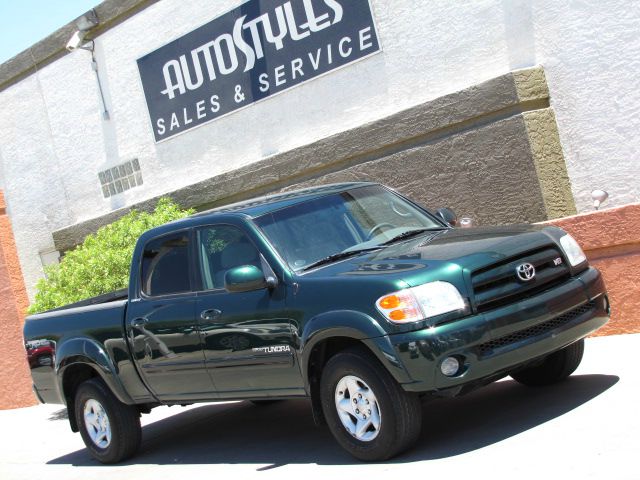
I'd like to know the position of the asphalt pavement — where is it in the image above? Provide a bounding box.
[1,334,638,480]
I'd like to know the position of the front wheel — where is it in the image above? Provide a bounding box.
[74,378,141,464]
[320,346,422,461]
[511,339,585,386]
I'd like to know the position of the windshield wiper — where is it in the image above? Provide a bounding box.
[300,228,447,271]
[301,246,382,272]
[380,227,447,245]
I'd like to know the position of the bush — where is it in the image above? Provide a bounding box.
[28,198,194,314]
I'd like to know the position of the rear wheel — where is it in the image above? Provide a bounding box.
[511,339,585,386]
[320,346,422,461]
[74,378,141,464]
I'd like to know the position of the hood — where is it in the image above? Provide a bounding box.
[299,224,563,288]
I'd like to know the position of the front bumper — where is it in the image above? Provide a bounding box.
[389,267,608,393]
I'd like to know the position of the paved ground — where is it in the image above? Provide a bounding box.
[1,334,638,480]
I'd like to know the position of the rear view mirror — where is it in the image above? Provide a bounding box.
[224,265,267,293]
[436,208,458,227]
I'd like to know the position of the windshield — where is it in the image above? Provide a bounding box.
[254,185,444,272]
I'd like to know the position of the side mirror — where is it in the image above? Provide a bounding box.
[436,208,458,227]
[224,265,267,293]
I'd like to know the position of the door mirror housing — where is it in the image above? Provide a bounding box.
[224,265,267,293]
[435,208,458,227]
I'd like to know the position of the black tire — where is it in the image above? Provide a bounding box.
[511,339,585,386]
[38,354,53,366]
[74,378,141,464]
[320,346,422,461]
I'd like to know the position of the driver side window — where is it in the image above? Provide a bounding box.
[197,225,262,290]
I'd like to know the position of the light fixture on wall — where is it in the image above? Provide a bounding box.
[591,190,609,210]
[459,217,473,228]
[65,10,98,51]
[65,10,110,120]
[66,30,91,52]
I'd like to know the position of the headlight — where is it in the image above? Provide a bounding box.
[559,234,587,267]
[376,281,466,324]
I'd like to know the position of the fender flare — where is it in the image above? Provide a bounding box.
[55,337,135,406]
[300,310,411,386]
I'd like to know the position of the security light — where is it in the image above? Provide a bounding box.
[65,10,99,52]
[63,9,109,120]
[66,30,89,51]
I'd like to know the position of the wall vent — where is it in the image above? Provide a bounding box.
[98,159,143,198]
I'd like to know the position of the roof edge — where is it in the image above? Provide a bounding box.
[0,0,159,93]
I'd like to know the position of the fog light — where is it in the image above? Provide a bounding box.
[440,356,460,377]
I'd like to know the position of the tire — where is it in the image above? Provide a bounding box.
[320,346,422,461]
[511,339,585,387]
[74,378,141,464]
[38,354,53,366]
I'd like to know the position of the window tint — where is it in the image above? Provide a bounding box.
[197,226,262,290]
[254,185,440,271]
[141,232,191,296]
[256,195,355,269]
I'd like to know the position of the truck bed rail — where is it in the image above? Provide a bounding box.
[46,289,128,313]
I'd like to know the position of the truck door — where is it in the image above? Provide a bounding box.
[194,224,304,397]
[126,230,217,401]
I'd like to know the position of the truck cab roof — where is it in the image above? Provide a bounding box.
[196,182,377,219]
[141,182,379,240]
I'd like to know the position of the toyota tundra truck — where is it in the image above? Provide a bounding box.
[24,182,609,463]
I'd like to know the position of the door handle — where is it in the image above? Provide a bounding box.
[130,317,148,329]
[200,309,222,321]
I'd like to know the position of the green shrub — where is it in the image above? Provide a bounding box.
[28,198,194,314]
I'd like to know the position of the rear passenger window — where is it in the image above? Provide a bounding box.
[141,232,191,296]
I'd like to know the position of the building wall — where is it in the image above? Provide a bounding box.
[49,67,575,253]
[547,204,640,337]
[0,0,638,298]
[532,1,640,212]
[0,191,36,409]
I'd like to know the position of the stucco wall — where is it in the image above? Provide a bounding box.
[532,1,640,212]
[0,0,638,298]
[0,191,36,409]
[546,204,640,337]
[50,67,576,254]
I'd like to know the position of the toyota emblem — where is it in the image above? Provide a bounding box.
[516,263,536,282]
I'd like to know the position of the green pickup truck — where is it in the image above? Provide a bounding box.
[24,182,609,463]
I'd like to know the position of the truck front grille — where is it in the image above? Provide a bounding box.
[477,300,596,357]
[471,247,570,313]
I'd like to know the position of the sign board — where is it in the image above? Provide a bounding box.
[137,0,381,142]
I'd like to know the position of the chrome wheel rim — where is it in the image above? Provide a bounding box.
[83,399,111,449]
[334,375,382,442]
